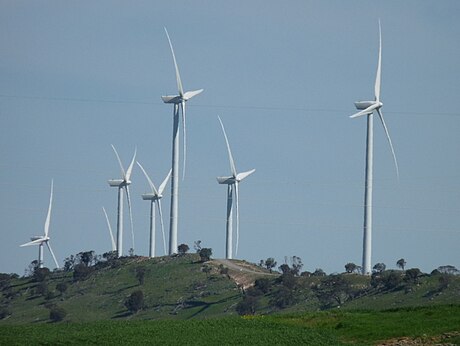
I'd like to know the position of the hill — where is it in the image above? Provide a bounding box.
[1,254,460,324]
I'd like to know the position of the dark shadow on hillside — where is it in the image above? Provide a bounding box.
[112,310,133,319]
[185,294,241,319]
[103,284,139,295]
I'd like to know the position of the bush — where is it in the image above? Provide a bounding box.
[236,295,258,315]
[198,248,212,262]
[254,278,272,293]
[56,282,68,295]
[49,306,67,322]
[125,290,144,313]
[33,267,51,282]
[0,307,11,319]
[178,244,189,255]
[73,263,93,281]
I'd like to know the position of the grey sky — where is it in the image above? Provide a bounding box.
[1,1,459,275]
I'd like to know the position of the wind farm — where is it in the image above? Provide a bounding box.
[1,3,460,343]
[0,2,458,295]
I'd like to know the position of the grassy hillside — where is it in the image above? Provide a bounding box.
[0,254,243,323]
[1,255,460,324]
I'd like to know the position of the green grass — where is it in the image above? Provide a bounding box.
[1,305,458,345]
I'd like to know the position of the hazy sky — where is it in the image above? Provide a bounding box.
[1,1,459,275]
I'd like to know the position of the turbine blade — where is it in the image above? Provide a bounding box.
[158,169,172,195]
[46,241,60,269]
[125,185,135,253]
[183,89,203,100]
[102,207,116,251]
[157,200,167,256]
[164,27,184,97]
[350,104,377,119]
[234,182,240,257]
[181,101,187,181]
[236,169,256,182]
[44,179,53,237]
[377,108,399,179]
[218,116,237,177]
[20,238,45,247]
[125,147,137,181]
[375,20,382,102]
[136,161,159,195]
[111,145,126,180]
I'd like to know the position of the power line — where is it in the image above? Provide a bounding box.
[1,93,460,117]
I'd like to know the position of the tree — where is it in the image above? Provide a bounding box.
[345,263,358,274]
[73,263,93,281]
[33,267,51,282]
[178,243,189,255]
[198,248,212,262]
[373,263,386,274]
[194,240,202,252]
[55,282,68,296]
[396,258,406,271]
[102,251,117,262]
[291,256,303,276]
[264,258,277,273]
[404,268,421,284]
[312,268,326,277]
[254,278,272,294]
[236,295,258,315]
[437,265,459,275]
[271,286,297,309]
[135,267,147,285]
[125,290,144,313]
[382,271,403,290]
[77,251,95,267]
[278,264,291,275]
[314,275,350,307]
[63,255,76,272]
[49,306,67,322]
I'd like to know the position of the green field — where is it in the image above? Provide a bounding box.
[1,305,459,345]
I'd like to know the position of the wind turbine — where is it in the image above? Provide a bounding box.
[102,207,117,252]
[216,116,255,259]
[107,145,136,257]
[20,180,59,269]
[137,161,171,258]
[161,27,203,255]
[350,21,399,275]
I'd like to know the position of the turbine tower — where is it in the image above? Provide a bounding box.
[161,28,203,255]
[216,116,255,259]
[350,21,399,275]
[137,161,171,257]
[107,145,136,257]
[20,180,60,269]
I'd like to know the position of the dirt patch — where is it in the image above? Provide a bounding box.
[377,331,460,346]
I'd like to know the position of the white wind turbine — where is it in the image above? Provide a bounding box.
[20,180,60,269]
[161,27,203,255]
[216,116,255,259]
[137,161,171,258]
[350,21,399,275]
[102,207,117,252]
[107,145,136,257]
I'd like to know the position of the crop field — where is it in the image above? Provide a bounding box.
[1,305,459,345]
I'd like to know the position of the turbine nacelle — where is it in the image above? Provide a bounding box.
[141,193,162,201]
[354,100,383,110]
[108,179,131,187]
[217,176,236,185]
[161,89,203,104]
